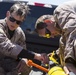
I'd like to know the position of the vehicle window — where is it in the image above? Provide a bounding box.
[21,16,37,31]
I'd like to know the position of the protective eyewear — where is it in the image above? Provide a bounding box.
[9,16,22,25]
[45,28,51,38]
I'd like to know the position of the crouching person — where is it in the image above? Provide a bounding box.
[0,2,48,75]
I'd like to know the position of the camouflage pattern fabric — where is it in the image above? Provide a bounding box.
[54,0,76,62]
[0,18,29,75]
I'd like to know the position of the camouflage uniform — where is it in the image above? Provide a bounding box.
[54,1,76,73]
[0,18,31,75]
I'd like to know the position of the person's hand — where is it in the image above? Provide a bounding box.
[63,66,69,75]
[41,53,49,64]
[34,53,43,61]
[34,53,49,64]
[16,58,31,73]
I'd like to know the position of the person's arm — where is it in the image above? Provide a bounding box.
[17,49,35,60]
[17,28,27,50]
[0,27,47,62]
[17,49,44,61]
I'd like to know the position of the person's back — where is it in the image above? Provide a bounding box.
[53,1,76,74]
[58,0,76,11]
[54,1,76,29]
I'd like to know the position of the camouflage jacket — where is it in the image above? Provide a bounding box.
[54,1,76,61]
[0,18,26,59]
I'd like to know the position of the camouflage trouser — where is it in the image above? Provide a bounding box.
[0,57,31,75]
